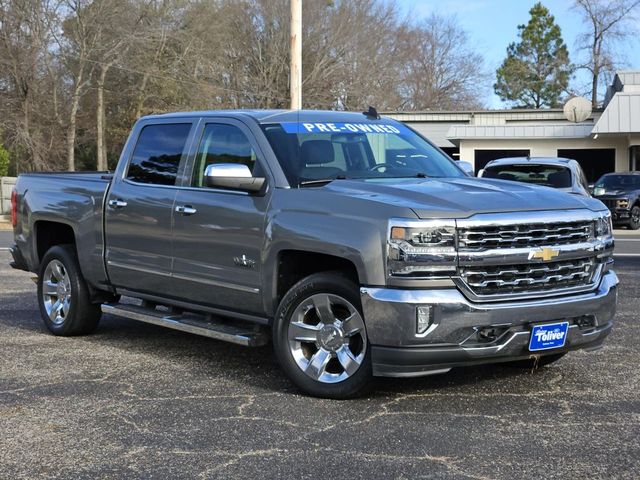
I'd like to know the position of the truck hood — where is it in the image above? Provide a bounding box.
[324,177,606,219]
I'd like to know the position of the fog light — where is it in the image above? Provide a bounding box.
[416,306,433,334]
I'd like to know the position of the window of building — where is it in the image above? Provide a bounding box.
[127,123,192,185]
[557,149,615,183]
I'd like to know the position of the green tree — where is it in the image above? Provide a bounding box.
[0,144,9,177]
[495,2,572,108]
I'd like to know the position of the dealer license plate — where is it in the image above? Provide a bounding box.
[529,322,569,351]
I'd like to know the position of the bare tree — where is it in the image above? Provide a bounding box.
[0,0,492,174]
[573,0,640,108]
[89,0,147,170]
[0,0,58,171]
[397,14,487,110]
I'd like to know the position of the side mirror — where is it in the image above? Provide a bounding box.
[457,161,474,176]
[204,163,265,193]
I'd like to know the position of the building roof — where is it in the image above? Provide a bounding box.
[446,123,594,143]
[408,122,456,148]
[593,92,640,134]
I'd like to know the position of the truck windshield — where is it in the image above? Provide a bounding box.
[483,164,572,188]
[260,121,463,187]
[595,175,640,190]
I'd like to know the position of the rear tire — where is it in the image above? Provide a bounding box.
[629,205,640,230]
[272,272,372,399]
[37,245,101,336]
[503,352,566,369]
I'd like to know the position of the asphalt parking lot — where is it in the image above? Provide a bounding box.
[1,230,639,479]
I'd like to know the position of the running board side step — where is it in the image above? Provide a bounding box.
[101,303,269,347]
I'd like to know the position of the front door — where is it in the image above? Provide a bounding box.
[171,119,270,314]
[105,121,195,295]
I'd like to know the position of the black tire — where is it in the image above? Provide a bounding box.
[503,352,566,369]
[629,205,640,230]
[272,272,372,399]
[37,245,101,336]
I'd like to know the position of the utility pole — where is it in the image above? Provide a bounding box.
[290,0,302,110]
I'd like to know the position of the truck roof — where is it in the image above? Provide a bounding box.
[600,171,640,176]
[485,157,575,167]
[140,109,399,124]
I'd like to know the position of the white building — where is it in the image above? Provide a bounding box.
[388,70,640,182]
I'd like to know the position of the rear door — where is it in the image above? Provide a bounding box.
[105,119,197,295]
[171,118,270,314]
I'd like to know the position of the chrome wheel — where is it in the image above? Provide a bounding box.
[288,293,367,384]
[41,259,71,325]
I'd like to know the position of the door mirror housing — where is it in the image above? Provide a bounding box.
[204,164,265,193]
[457,161,474,176]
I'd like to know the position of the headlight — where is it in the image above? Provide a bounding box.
[616,198,629,209]
[388,220,457,278]
[594,212,613,238]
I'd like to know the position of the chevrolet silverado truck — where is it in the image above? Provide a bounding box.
[10,110,618,398]
[592,171,640,229]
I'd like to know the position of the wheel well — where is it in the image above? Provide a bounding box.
[35,221,76,264]
[276,250,359,304]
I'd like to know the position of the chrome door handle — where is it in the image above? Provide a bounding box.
[108,199,128,209]
[175,205,197,215]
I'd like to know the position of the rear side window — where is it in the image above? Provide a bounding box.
[127,123,192,185]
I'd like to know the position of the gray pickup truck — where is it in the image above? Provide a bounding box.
[10,110,617,398]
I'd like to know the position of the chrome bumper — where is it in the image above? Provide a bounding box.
[361,271,618,377]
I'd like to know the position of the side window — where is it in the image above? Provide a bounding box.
[192,123,258,187]
[127,123,192,185]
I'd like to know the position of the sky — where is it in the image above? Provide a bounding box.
[395,0,640,108]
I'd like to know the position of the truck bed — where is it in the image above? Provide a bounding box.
[13,172,112,290]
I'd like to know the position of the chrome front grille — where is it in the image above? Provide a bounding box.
[458,221,593,250]
[459,257,597,297]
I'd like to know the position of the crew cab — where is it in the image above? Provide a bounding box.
[592,172,640,229]
[10,110,617,398]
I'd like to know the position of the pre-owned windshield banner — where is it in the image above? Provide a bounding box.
[280,122,412,135]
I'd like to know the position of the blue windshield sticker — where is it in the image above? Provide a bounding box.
[279,122,411,135]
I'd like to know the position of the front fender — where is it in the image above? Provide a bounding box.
[262,209,388,315]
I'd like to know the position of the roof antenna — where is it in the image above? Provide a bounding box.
[362,106,380,119]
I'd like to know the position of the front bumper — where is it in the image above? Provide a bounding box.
[609,208,632,223]
[361,271,618,377]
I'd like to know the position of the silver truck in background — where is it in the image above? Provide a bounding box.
[10,110,617,398]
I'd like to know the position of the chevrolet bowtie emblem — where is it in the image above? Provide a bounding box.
[529,247,560,262]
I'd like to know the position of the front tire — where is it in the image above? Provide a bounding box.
[37,245,101,336]
[273,272,372,399]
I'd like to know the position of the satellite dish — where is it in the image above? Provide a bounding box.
[563,96,592,123]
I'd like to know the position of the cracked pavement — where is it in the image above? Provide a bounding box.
[1,251,639,479]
